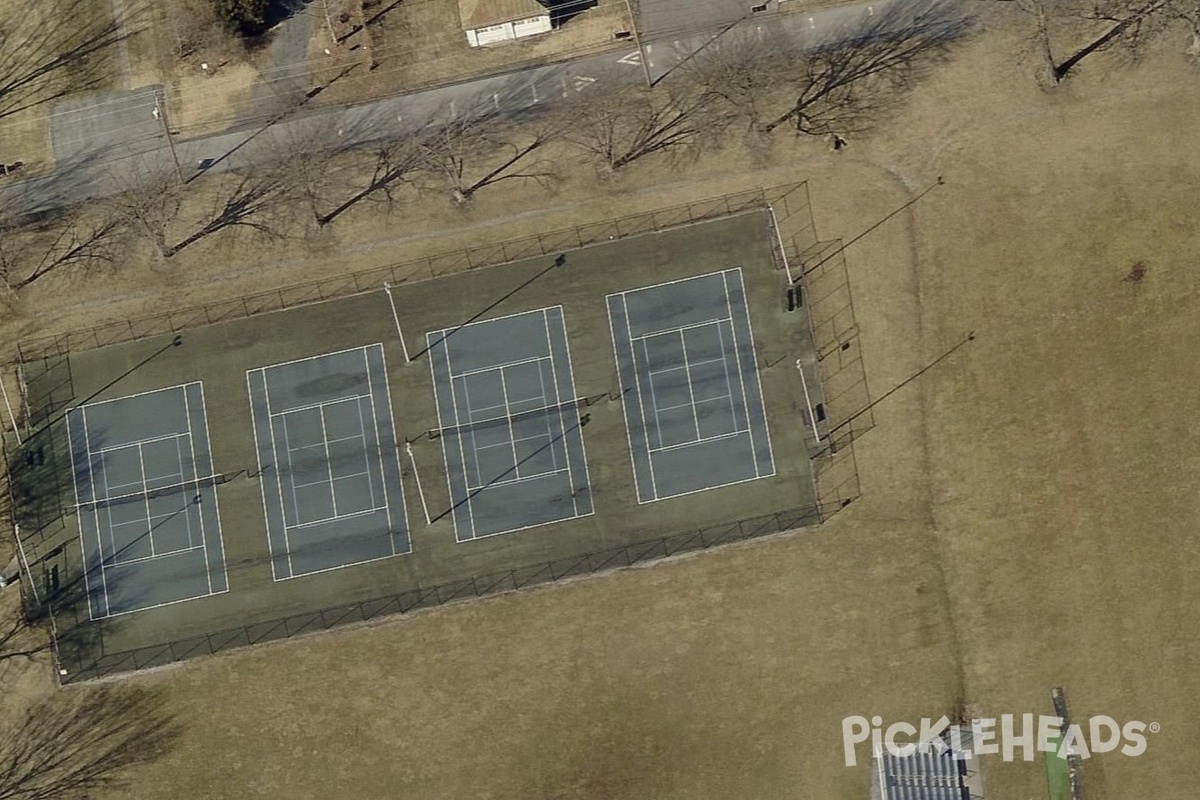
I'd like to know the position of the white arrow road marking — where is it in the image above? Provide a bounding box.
[573,75,597,91]
[618,50,641,65]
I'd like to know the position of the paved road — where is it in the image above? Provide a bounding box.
[639,0,775,41]
[1,0,914,216]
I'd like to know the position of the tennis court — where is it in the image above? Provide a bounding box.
[606,269,775,503]
[247,344,410,580]
[426,306,592,541]
[16,202,833,681]
[66,382,228,619]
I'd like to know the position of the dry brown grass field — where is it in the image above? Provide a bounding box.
[3,9,1200,800]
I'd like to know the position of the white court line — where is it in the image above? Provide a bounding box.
[641,338,672,453]
[720,272,755,448]
[267,393,372,419]
[284,505,389,531]
[622,294,658,502]
[292,468,373,491]
[373,344,408,550]
[81,406,112,618]
[604,295,643,506]
[650,473,779,504]
[633,316,730,342]
[317,402,339,518]
[93,430,188,454]
[246,368,291,581]
[192,383,229,597]
[352,395,379,512]
[277,405,308,560]
[247,343,382,372]
[465,431,558,490]
[647,429,751,455]
[680,330,705,442]
[108,542,205,567]
[457,366,488,514]
[286,430,362,450]
[181,385,210,592]
[426,334,459,539]
[606,269,731,300]
[497,366,523,482]
[454,354,544,380]
[254,366,295,578]
[440,339,479,541]
[647,354,726,376]
[713,320,744,433]
[548,304,593,518]
[135,441,155,558]
[533,331,561,475]
[428,303,570,340]
[728,267,777,479]
[466,466,571,492]
[350,348,380,515]
[66,410,95,618]
[715,274,747,423]
[73,381,194,409]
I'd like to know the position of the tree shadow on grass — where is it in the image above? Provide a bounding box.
[0,683,183,799]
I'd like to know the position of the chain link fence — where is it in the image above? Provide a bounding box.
[51,502,841,683]
[15,183,812,363]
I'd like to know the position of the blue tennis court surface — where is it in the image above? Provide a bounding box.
[607,268,775,502]
[66,383,228,619]
[427,306,592,541]
[247,344,410,580]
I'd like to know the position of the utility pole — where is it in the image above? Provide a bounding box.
[153,91,184,184]
[622,0,654,88]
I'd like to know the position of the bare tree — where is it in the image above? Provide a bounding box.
[684,25,800,135]
[760,0,973,135]
[103,164,184,258]
[417,108,561,205]
[259,120,357,229]
[0,0,136,121]
[0,685,181,800]
[1017,0,1197,82]
[0,602,48,663]
[316,133,426,226]
[163,168,299,257]
[562,81,727,173]
[0,208,128,293]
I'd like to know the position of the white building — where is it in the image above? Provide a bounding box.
[460,0,552,47]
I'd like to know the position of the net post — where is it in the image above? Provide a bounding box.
[795,358,820,449]
[405,443,432,526]
[382,282,411,363]
[767,204,795,284]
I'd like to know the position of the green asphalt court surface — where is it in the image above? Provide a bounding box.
[16,209,826,676]
[1045,734,1070,800]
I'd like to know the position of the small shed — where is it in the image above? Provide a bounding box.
[460,0,552,47]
